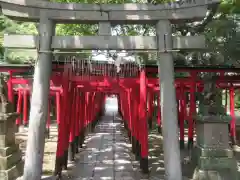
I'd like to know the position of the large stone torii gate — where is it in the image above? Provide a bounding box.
[0,0,220,179]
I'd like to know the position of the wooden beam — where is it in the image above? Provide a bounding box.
[4,35,206,50]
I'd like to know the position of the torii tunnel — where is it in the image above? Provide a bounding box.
[3,61,240,176]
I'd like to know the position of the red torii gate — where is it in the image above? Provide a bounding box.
[1,63,240,176]
[5,64,240,142]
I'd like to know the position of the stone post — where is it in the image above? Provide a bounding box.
[0,102,23,180]
[98,22,111,36]
[192,115,239,180]
[156,20,183,180]
[23,10,55,180]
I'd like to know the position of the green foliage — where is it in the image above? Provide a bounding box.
[216,1,240,65]
[0,15,38,63]
[172,0,240,66]
[204,15,239,65]
[219,0,240,14]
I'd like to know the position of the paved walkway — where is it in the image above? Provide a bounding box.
[17,99,240,180]
[20,109,197,180]
[59,110,146,180]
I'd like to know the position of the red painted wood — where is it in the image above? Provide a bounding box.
[132,90,138,140]
[16,90,23,125]
[7,71,14,103]
[84,92,90,127]
[56,64,71,157]
[69,87,76,143]
[56,92,61,125]
[79,92,85,134]
[188,72,196,141]
[139,69,148,158]
[230,86,236,139]
[127,89,132,132]
[75,88,80,137]
[147,92,154,121]
[23,90,28,125]
[46,99,51,129]
[156,93,161,127]
[179,84,185,142]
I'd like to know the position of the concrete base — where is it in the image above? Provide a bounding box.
[192,147,239,180]
[135,141,141,161]
[75,136,79,153]
[140,157,149,174]
[0,145,19,157]
[148,119,152,129]
[193,115,239,180]
[180,140,185,149]
[131,136,136,154]
[0,159,23,180]
[188,138,193,150]
[157,126,162,134]
[63,150,68,170]
[193,167,238,180]
[68,141,75,162]
[54,156,63,178]
[0,150,22,170]
[0,112,23,180]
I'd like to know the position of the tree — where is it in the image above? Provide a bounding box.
[0,15,38,63]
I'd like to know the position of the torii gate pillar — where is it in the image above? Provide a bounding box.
[23,10,55,180]
[156,20,182,180]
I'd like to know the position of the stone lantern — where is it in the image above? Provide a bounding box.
[193,114,239,180]
[192,81,239,179]
[0,75,23,180]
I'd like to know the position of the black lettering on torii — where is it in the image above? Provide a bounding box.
[175,0,197,6]
[150,0,197,6]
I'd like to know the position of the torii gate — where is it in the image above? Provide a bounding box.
[0,0,220,180]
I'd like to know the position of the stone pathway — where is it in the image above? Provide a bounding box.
[20,107,240,180]
[40,111,194,180]
[15,109,208,180]
[58,110,146,180]
[14,94,240,180]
